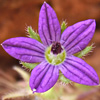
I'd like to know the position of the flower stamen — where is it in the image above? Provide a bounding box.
[51,42,62,54]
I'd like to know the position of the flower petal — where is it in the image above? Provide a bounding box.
[39,2,61,46]
[29,60,59,93]
[60,19,96,55]
[2,37,46,63]
[60,56,99,86]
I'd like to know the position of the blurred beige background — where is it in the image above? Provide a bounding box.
[0,0,100,99]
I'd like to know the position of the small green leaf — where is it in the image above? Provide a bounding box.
[59,74,71,84]
[61,21,67,33]
[75,46,93,58]
[75,83,92,90]
[27,26,42,42]
[21,62,39,70]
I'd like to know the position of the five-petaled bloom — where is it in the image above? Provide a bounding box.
[1,2,99,93]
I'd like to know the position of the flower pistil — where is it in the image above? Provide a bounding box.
[45,43,66,65]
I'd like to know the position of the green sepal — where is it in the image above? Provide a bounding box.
[74,46,93,58]
[27,26,42,42]
[37,86,62,100]
[21,62,39,70]
[61,21,67,33]
[59,74,71,84]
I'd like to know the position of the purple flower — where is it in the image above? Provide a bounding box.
[2,2,99,93]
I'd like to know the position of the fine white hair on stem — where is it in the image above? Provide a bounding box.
[61,19,68,26]
[25,23,28,32]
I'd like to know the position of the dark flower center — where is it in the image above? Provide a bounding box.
[51,42,62,54]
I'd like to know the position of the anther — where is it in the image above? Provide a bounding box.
[51,42,62,54]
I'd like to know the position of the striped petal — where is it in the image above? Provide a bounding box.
[39,2,61,46]
[60,19,96,55]
[60,56,99,86]
[29,60,59,93]
[2,37,46,63]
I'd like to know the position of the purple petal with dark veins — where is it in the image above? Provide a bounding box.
[29,60,59,93]
[60,19,96,55]
[60,56,99,86]
[2,37,46,63]
[39,2,61,46]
